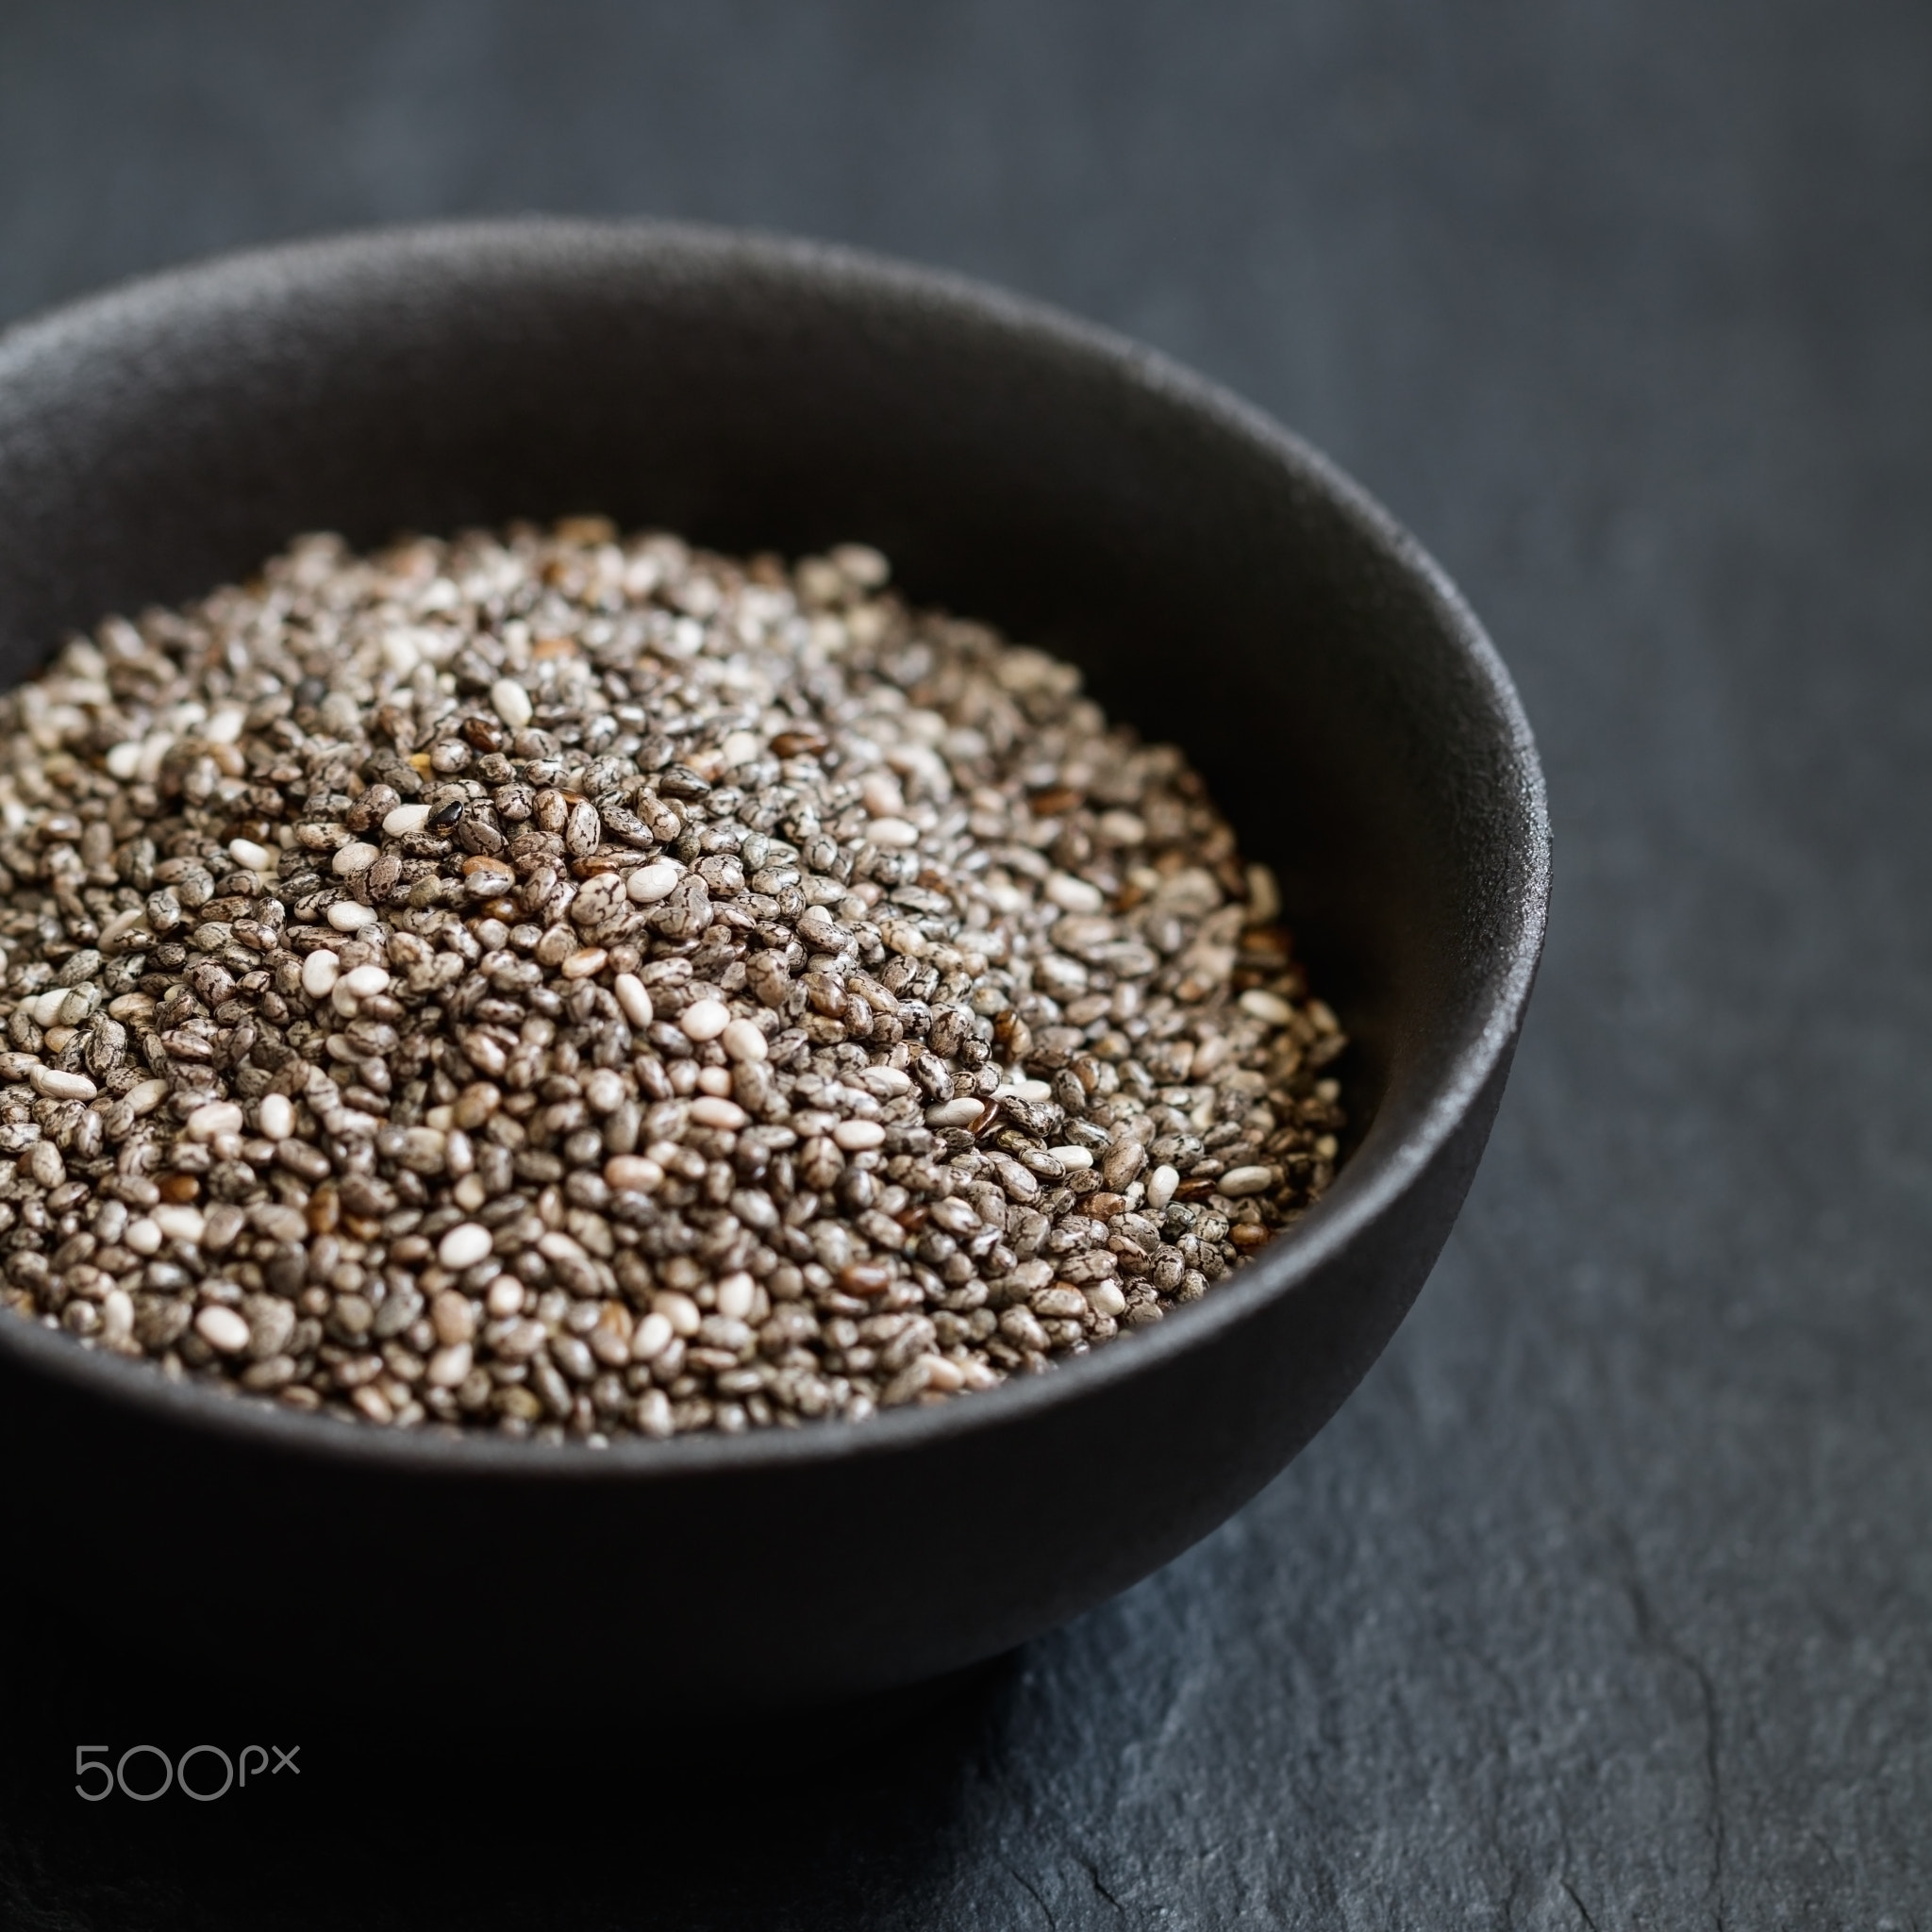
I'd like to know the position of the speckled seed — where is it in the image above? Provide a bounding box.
[301,950,341,996]
[194,1306,250,1354]
[437,1223,492,1270]
[584,1069,625,1113]
[490,678,534,729]
[565,800,601,857]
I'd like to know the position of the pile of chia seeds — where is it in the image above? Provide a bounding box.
[0,520,1346,1441]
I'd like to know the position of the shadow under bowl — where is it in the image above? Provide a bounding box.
[0,220,1548,1719]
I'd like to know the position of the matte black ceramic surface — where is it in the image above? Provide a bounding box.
[0,221,1547,1715]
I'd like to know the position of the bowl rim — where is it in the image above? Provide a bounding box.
[0,214,1551,1481]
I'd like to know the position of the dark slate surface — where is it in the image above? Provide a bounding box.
[1,3,1927,1924]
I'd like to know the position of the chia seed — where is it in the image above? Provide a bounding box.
[0,520,1348,1440]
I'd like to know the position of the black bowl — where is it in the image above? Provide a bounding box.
[0,220,1548,1718]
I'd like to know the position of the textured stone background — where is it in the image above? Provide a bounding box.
[1,3,1927,1924]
